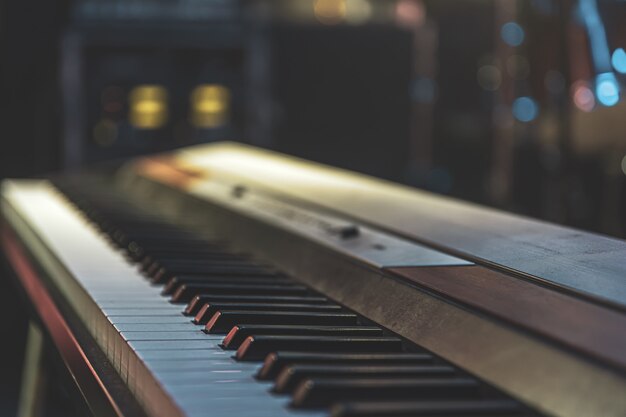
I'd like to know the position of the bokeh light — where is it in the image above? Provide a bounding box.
[395,0,426,28]
[314,0,347,25]
[512,96,538,122]
[190,84,230,129]
[477,65,502,91]
[129,85,168,129]
[611,48,626,74]
[501,22,525,47]
[93,118,118,146]
[411,78,436,103]
[506,55,530,80]
[345,0,372,24]
[572,81,595,112]
[595,72,620,107]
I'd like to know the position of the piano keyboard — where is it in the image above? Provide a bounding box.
[3,179,538,417]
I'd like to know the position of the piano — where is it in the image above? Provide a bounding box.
[2,142,625,417]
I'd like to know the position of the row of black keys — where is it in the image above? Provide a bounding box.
[58,184,537,417]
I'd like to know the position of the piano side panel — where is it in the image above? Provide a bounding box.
[388,265,626,370]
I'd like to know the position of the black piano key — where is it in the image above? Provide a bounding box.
[274,364,457,394]
[115,231,197,246]
[205,311,360,334]
[163,275,292,296]
[128,238,220,249]
[127,240,224,260]
[291,377,485,409]
[171,283,310,303]
[329,400,525,417]
[184,295,328,316]
[153,264,278,284]
[141,252,247,270]
[193,303,343,325]
[146,259,269,277]
[257,352,436,380]
[222,325,384,350]
[235,336,403,361]
[139,245,239,255]
[152,258,267,269]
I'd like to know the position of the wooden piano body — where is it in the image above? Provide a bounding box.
[2,142,625,417]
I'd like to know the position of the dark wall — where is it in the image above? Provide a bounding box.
[268,24,413,183]
[0,0,66,178]
[0,1,68,414]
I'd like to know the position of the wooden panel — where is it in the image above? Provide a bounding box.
[388,265,626,371]
[119,174,626,417]
[151,142,626,310]
[1,224,126,417]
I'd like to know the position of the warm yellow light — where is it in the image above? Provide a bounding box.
[314,0,347,25]
[190,84,230,129]
[345,0,372,24]
[134,100,165,113]
[129,85,168,129]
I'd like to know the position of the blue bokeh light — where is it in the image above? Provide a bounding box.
[611,48,626,74]
[411,78,436,103]
[501,22,525,47]
[595,72,620,106]
[512,97,539,122]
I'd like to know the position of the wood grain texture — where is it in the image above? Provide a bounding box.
[157,142,626,309]
[388,265,626,371]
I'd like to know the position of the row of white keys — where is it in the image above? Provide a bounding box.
[5,182,324,417]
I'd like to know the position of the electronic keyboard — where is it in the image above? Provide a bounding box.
[2,142,625,417]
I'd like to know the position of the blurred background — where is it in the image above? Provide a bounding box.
[1,0,626,414]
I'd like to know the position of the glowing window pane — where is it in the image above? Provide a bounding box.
[191,84,230,129]
[129,85,168,129]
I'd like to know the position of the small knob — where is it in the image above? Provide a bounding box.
[336,225,360,239]
[232,185,247,198]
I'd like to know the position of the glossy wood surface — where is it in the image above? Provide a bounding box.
[152,142,626,309]
[388,265,626,371]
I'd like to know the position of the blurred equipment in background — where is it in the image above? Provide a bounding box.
[400,0,626,238]
[2,0,626,233]
[61,0,245,166]
[244,1,412,182]
[61,0,412,185]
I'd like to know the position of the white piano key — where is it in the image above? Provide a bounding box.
[108,316,191,324]
[148,360,257,372]
[5,182,325,417]
[153,371,252,385]
[182,402,308,417]
[166,383,275,397]
[129,340,220,351]
[104,309,183,317]
[137,349,229,361]
[99,300,174,307]
[114,323,197,332]
[121,331,209,341]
